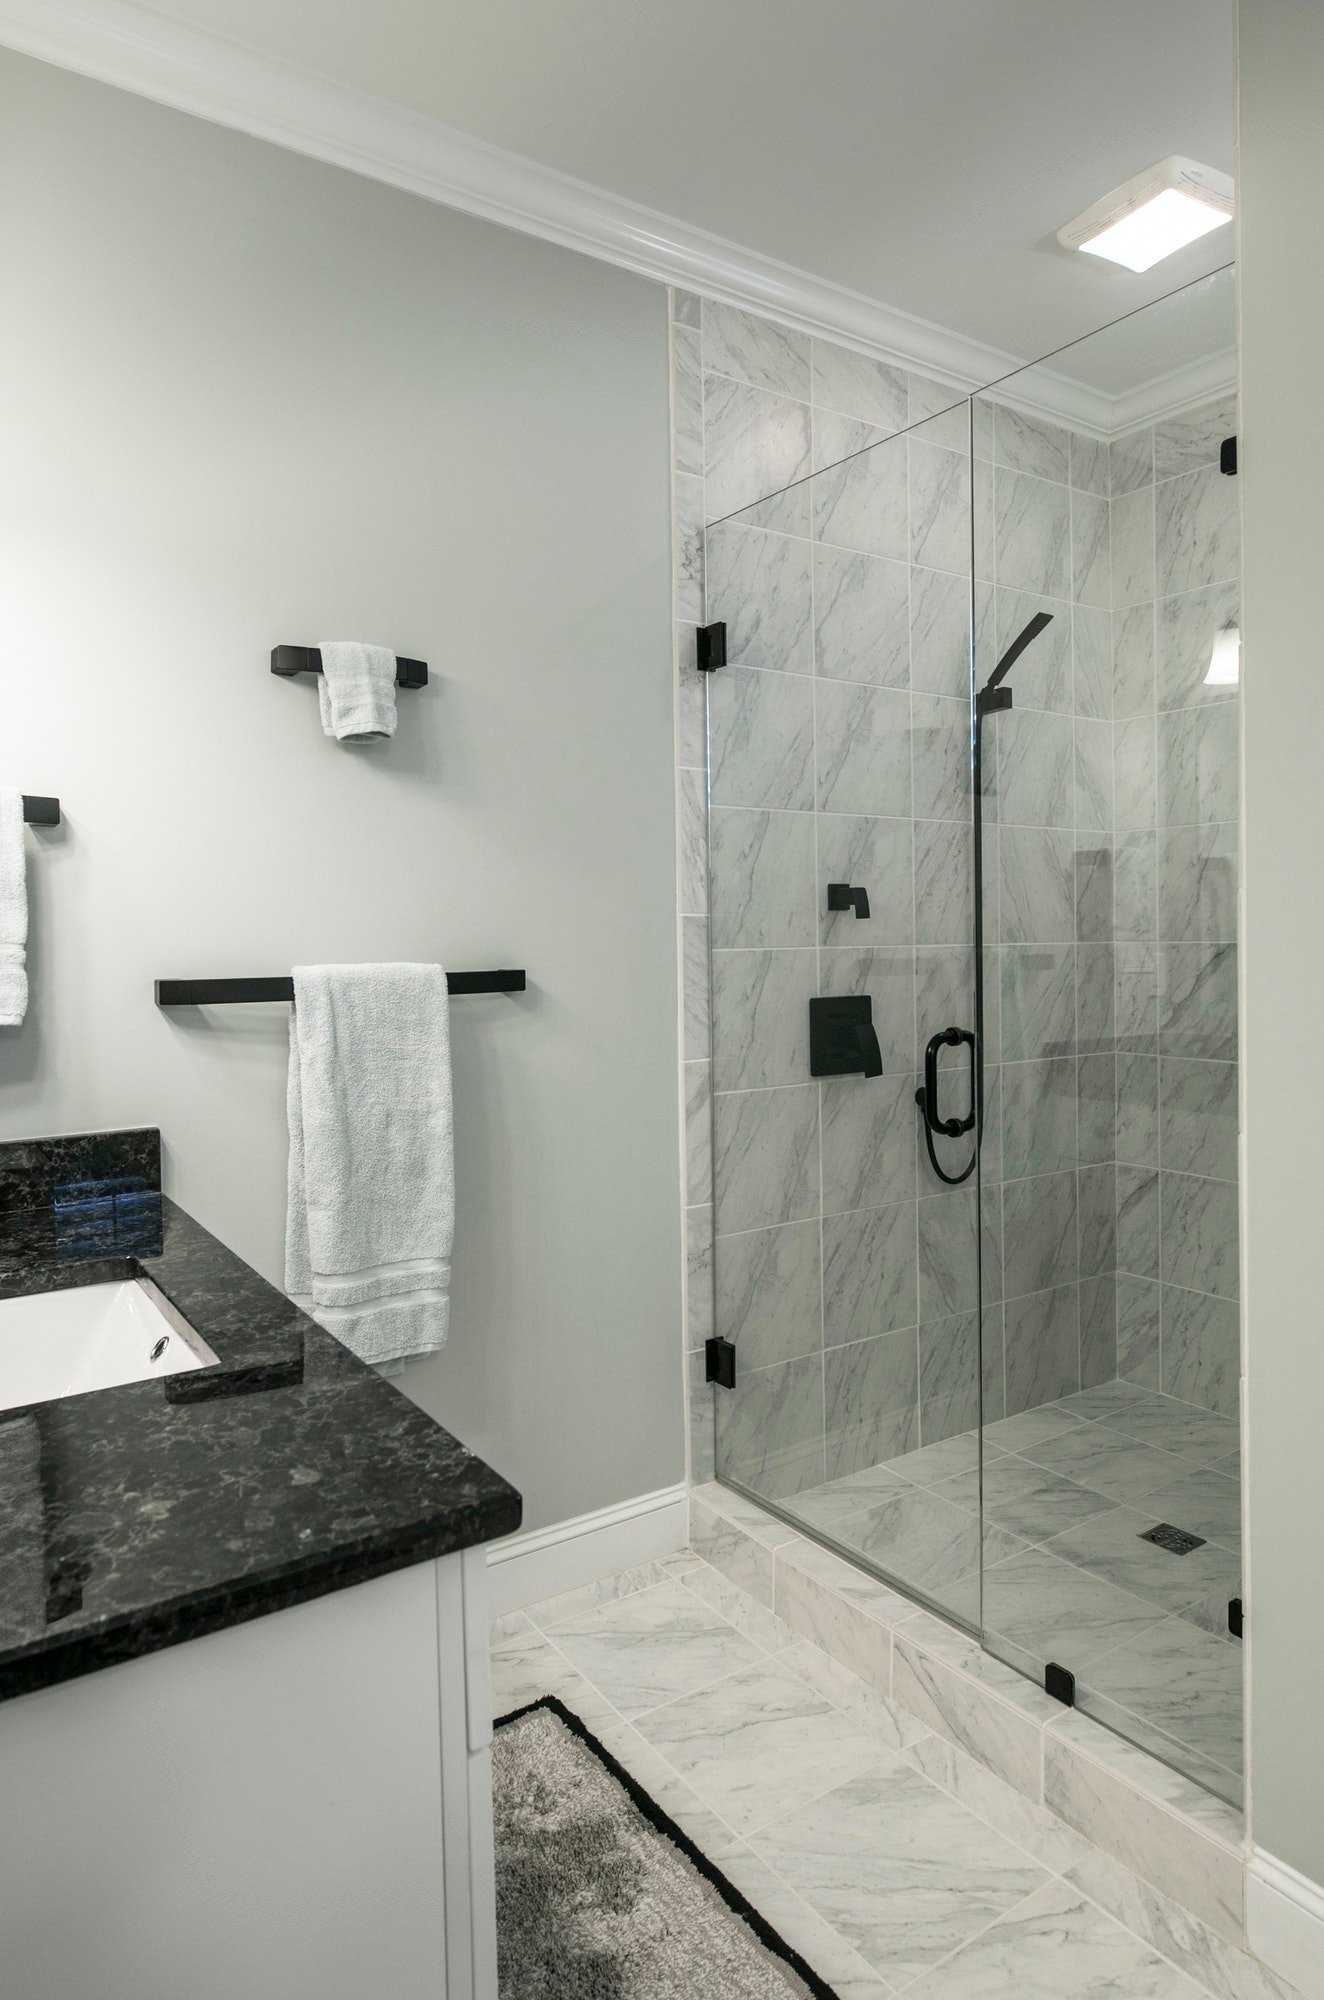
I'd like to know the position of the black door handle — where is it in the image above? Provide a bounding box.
[915,1027,975,1137]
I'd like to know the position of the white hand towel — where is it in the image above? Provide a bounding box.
[285,963,453,1367]
[317,641,398,742]
[0,788,28,1028]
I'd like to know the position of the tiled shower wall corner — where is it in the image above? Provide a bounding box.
[1107,398,1240,1416]
[670,289,1239,1493]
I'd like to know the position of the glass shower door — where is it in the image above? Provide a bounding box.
[703,392,990,1632]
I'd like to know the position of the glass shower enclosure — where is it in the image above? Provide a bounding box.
[701,268,1243,1806]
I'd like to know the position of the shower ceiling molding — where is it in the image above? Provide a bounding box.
[0,0,1234,434]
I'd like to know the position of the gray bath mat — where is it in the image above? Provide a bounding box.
[493,1695,840,1999]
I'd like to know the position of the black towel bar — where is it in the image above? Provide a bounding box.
[155,971,525,1005]
[21,796,60,826]
[271,646,427,688]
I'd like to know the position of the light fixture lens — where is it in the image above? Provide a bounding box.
[1079,187,1232,273]
[1205,623,1240,687]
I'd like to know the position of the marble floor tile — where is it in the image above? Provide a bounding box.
[1103,1393,1241,1468]
[1083,1616,1244,1785]
[541,1578,765,1717]
[717,1844,898,2000]
[981,1544,1165,1670]
[982,1403,1087,1452]
[1042,1503,1242,1618]
[1019,1423,1196,1503]
[882,1430,1004,1486]
[821,1479,1028,1596]
[902,1876,1209,1999]
[750,1760,1047,1988]
[1054,1379,1165,1423]
[633,1656,894,1837]
[932,1451,1119,1542]
[1142,1466,1241,1551]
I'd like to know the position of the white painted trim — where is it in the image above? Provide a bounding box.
[1247,1848,1324,2000]
[0,0,1233,435]
[485,1484,688,1616]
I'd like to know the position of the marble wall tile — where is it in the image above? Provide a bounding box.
[1161,1172,1239,1301]
[994,589,1073,713]
[995,405,1070,484]
[820,1071,916,1214]
[709,807,816,947]
[1153,394,1237,481]
[687,1493,776,1606]
[1156,466,1240,598]
[703,299,811,400]
[711,947,817,1091]
[773,1560,892,1696]
[1115,941,1159,1054]
[918,1187,981,1322]
[820,946,917,1074]
[1071,489,1112,609]
[1157,824,1237,944]
[999,824,1076,942]
[1072,604,1112,719]
[1160,1057,1238,1182]
[1003,1174,1078,1299]
[1113,602,1157,718]
[911,564,974,699]
[688,1347,717,1481]
[1158,703,1239,828]
[912,692,973,823]
[1159,942,1237,1061]
[815,679,913,817]
[670,288,702,329]
[1156,582,1239,710]
[994,467,1070,600]
[1078,1166,1117,1280]
[704,372,811,524]
[1080,1272,1118,1388]
[674,469,705,622]
[822,1199,918,1347]
[1074,718,1112,832]
[682,914,711,1063]
[1077,1053,1116,1165]
[1070,431,1110,497]
[1113,830,1157,942]
[917,1310,984,1443]
[1001,1056,1077,1178]
[1117,1272,1161,1388]
[716,1218,822,1369]
[1004,1282,1081,1412]
[817,813,915,946]
[1110,485,1156,609]
[685,1060,712,1205]
[1075,836,1113,945]
[813,545,910,686]
[825,1328,921,1478]
[910,439,973,576]
[705,521,814,672]
[709,664,815,809]
[685,1204,714,1349]
[678,768,708,919]
[712,1083,820,1233]
[999,944,1075,1061]
[1161,1284,1240,1419]
[675,621,707,770]
[916,946,984,1063]
[1116,1052,1159,1167]
[1110,427,1154,497]
[672,323,703,477]
[1065,1844,1292,2000]
[1116,1165,1161,1282]
[914,817,974,948]
[1076,941,1116,1056]
[1113,716,1158,830]
[812,340,908,430]
[893,1621,1051,1802]
[989,709,1074,829]
[814,411,909,559]
[910,372,974,450]
[715,1354,826,1498]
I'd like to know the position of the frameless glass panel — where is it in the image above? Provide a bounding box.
[972,266,1243,1806]
[703,384,989,1632]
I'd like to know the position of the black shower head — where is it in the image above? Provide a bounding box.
[974,611,1053,717]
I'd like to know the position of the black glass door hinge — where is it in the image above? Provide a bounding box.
[1220,435,1238,476]
[1045,1662,1076,1707]
[696,622,727,672]
[1229,1596,1244,1638]
[705,1337,736,1389]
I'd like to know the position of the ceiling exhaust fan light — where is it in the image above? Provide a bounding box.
[1060,157,1234,274]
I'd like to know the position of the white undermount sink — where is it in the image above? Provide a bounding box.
[0,1279,219,1414]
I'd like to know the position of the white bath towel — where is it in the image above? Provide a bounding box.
[285,963,454,1367]
[0,788,28,1028]
[317,641,398,743]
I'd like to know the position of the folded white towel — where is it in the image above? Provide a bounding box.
[0,787,28,1028]
[317,641,398,743]
[285,963,454,1367]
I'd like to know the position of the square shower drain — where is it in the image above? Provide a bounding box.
[1139,1522,1207,1555]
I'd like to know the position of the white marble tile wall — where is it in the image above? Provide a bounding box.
[1104,395,1240,1417]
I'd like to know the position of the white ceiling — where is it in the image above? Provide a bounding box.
[130,0,1236,369]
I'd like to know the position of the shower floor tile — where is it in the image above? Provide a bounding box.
[495,1548,1253,2000]
[1040,1503,1242,1620]
[1081,1616,1245,1787]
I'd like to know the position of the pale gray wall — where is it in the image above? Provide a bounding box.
[1238,0,1324,1886]
[0,51,683,1533]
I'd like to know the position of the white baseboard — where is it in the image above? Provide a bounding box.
[485,1484,688,1616]
[1247,1848,1324,2000]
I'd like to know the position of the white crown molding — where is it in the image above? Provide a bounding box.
[1247,1847,1324,2000]
[0,0,1235,436]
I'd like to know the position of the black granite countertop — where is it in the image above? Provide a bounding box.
[0,1129,522,1700]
